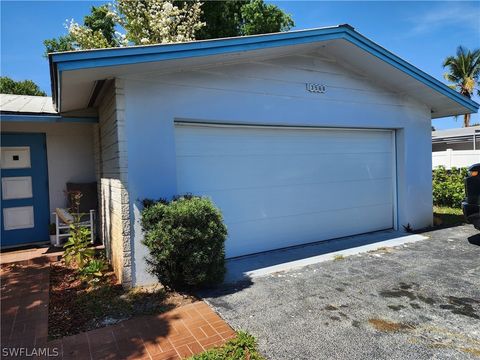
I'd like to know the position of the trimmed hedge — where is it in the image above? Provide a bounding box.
[141,195,227,289]
[432,166,467,208]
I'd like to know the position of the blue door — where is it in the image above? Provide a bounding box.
[1,133,49,248]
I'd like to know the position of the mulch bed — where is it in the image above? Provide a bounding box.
[48,261,196,339]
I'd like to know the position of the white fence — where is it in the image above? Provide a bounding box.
[432,149,480,169]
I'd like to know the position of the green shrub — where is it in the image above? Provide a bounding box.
[64,226,94,268]
[78,258,108,283]
[141,195,227,289]
[63,190,95,268]
[188,332,265,360]
[432,166,467,208]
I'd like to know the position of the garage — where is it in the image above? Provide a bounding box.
[47,25,479,285]
[175,123,396,257]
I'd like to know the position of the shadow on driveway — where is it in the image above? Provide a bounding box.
[468,233,480,246]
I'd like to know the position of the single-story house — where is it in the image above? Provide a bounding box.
[432,127,480,169]
[432,127,480,151]
[1,24,478,287]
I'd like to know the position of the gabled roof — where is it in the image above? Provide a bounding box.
[49,24,479,117]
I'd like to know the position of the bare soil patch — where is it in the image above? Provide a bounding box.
[48,261,196,339]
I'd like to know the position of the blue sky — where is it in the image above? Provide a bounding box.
[1,1,479,129]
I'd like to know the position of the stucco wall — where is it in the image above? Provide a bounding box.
[1,122,96,217]
[95,79,133,287]
[120,54,433,286]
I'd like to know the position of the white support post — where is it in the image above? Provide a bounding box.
[55,212,60,246]
[90,210,95,244]
[446,148,453,169]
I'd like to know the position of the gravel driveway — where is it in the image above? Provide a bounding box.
[204,225,480,360]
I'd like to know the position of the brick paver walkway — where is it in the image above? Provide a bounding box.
[1,258,51,353]
[58,302,235,359]
[0,246,63,266]
[0,252,235,359]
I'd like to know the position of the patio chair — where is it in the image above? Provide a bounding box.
[52,182,98,247]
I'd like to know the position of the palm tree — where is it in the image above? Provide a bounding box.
[443,46,480,127]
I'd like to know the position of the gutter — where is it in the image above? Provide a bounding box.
[1,113,98,123]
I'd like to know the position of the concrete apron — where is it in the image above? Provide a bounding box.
[225,230,427,283]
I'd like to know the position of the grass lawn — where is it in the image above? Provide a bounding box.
[433,206,465,227]
[188,332,265,360]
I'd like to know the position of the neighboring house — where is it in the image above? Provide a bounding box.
[1,25,478,287]
[432,127,480,169]
[1,95,97,249]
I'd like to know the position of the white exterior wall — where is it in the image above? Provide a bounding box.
[1,122,96,214]
[120,55,433,286]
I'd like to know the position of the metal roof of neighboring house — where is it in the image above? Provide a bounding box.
[0,93,98,123]
[0,93,57,115]
[49,24,479,118]
[432,127,480,138]
[432,127,480,143]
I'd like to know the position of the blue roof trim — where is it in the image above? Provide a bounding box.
[49,25,479,113]
[1,114,98,123]
[341,32,479,112]
[51,26,346,63]
[55,30,346,71]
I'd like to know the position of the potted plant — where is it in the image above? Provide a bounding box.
[49,223,58,246]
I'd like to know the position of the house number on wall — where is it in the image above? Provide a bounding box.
[306,83,326,93]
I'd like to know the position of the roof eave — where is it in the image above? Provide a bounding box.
[49,25,480,115]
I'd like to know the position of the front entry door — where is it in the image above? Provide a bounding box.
[1,133,49,248]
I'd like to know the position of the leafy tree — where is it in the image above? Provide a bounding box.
[443,46,480,127]
[0,76,46,96]
[189,0,294,40]
[191,1,248,40]
[240,0,294,36]
[43,35,75,55]
[44,1,204,52]
[44,0,293,53]
[83,5,118,46]
[67,19,116,50]
[43,5,119,55]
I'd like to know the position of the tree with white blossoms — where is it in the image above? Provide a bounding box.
[67,19,118,50]
[44,0,293,54]
[115,0,204,45]
[45,1,204,53]
[44,5,121,54]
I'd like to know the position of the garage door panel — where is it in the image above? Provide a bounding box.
[226,203,393,257]
[177,152,392,192]
[202,178,393,223]
[176,127,393,156]
[175,124,395,258]
[177,137,392,156]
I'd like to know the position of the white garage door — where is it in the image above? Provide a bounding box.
[175,123,395,258]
